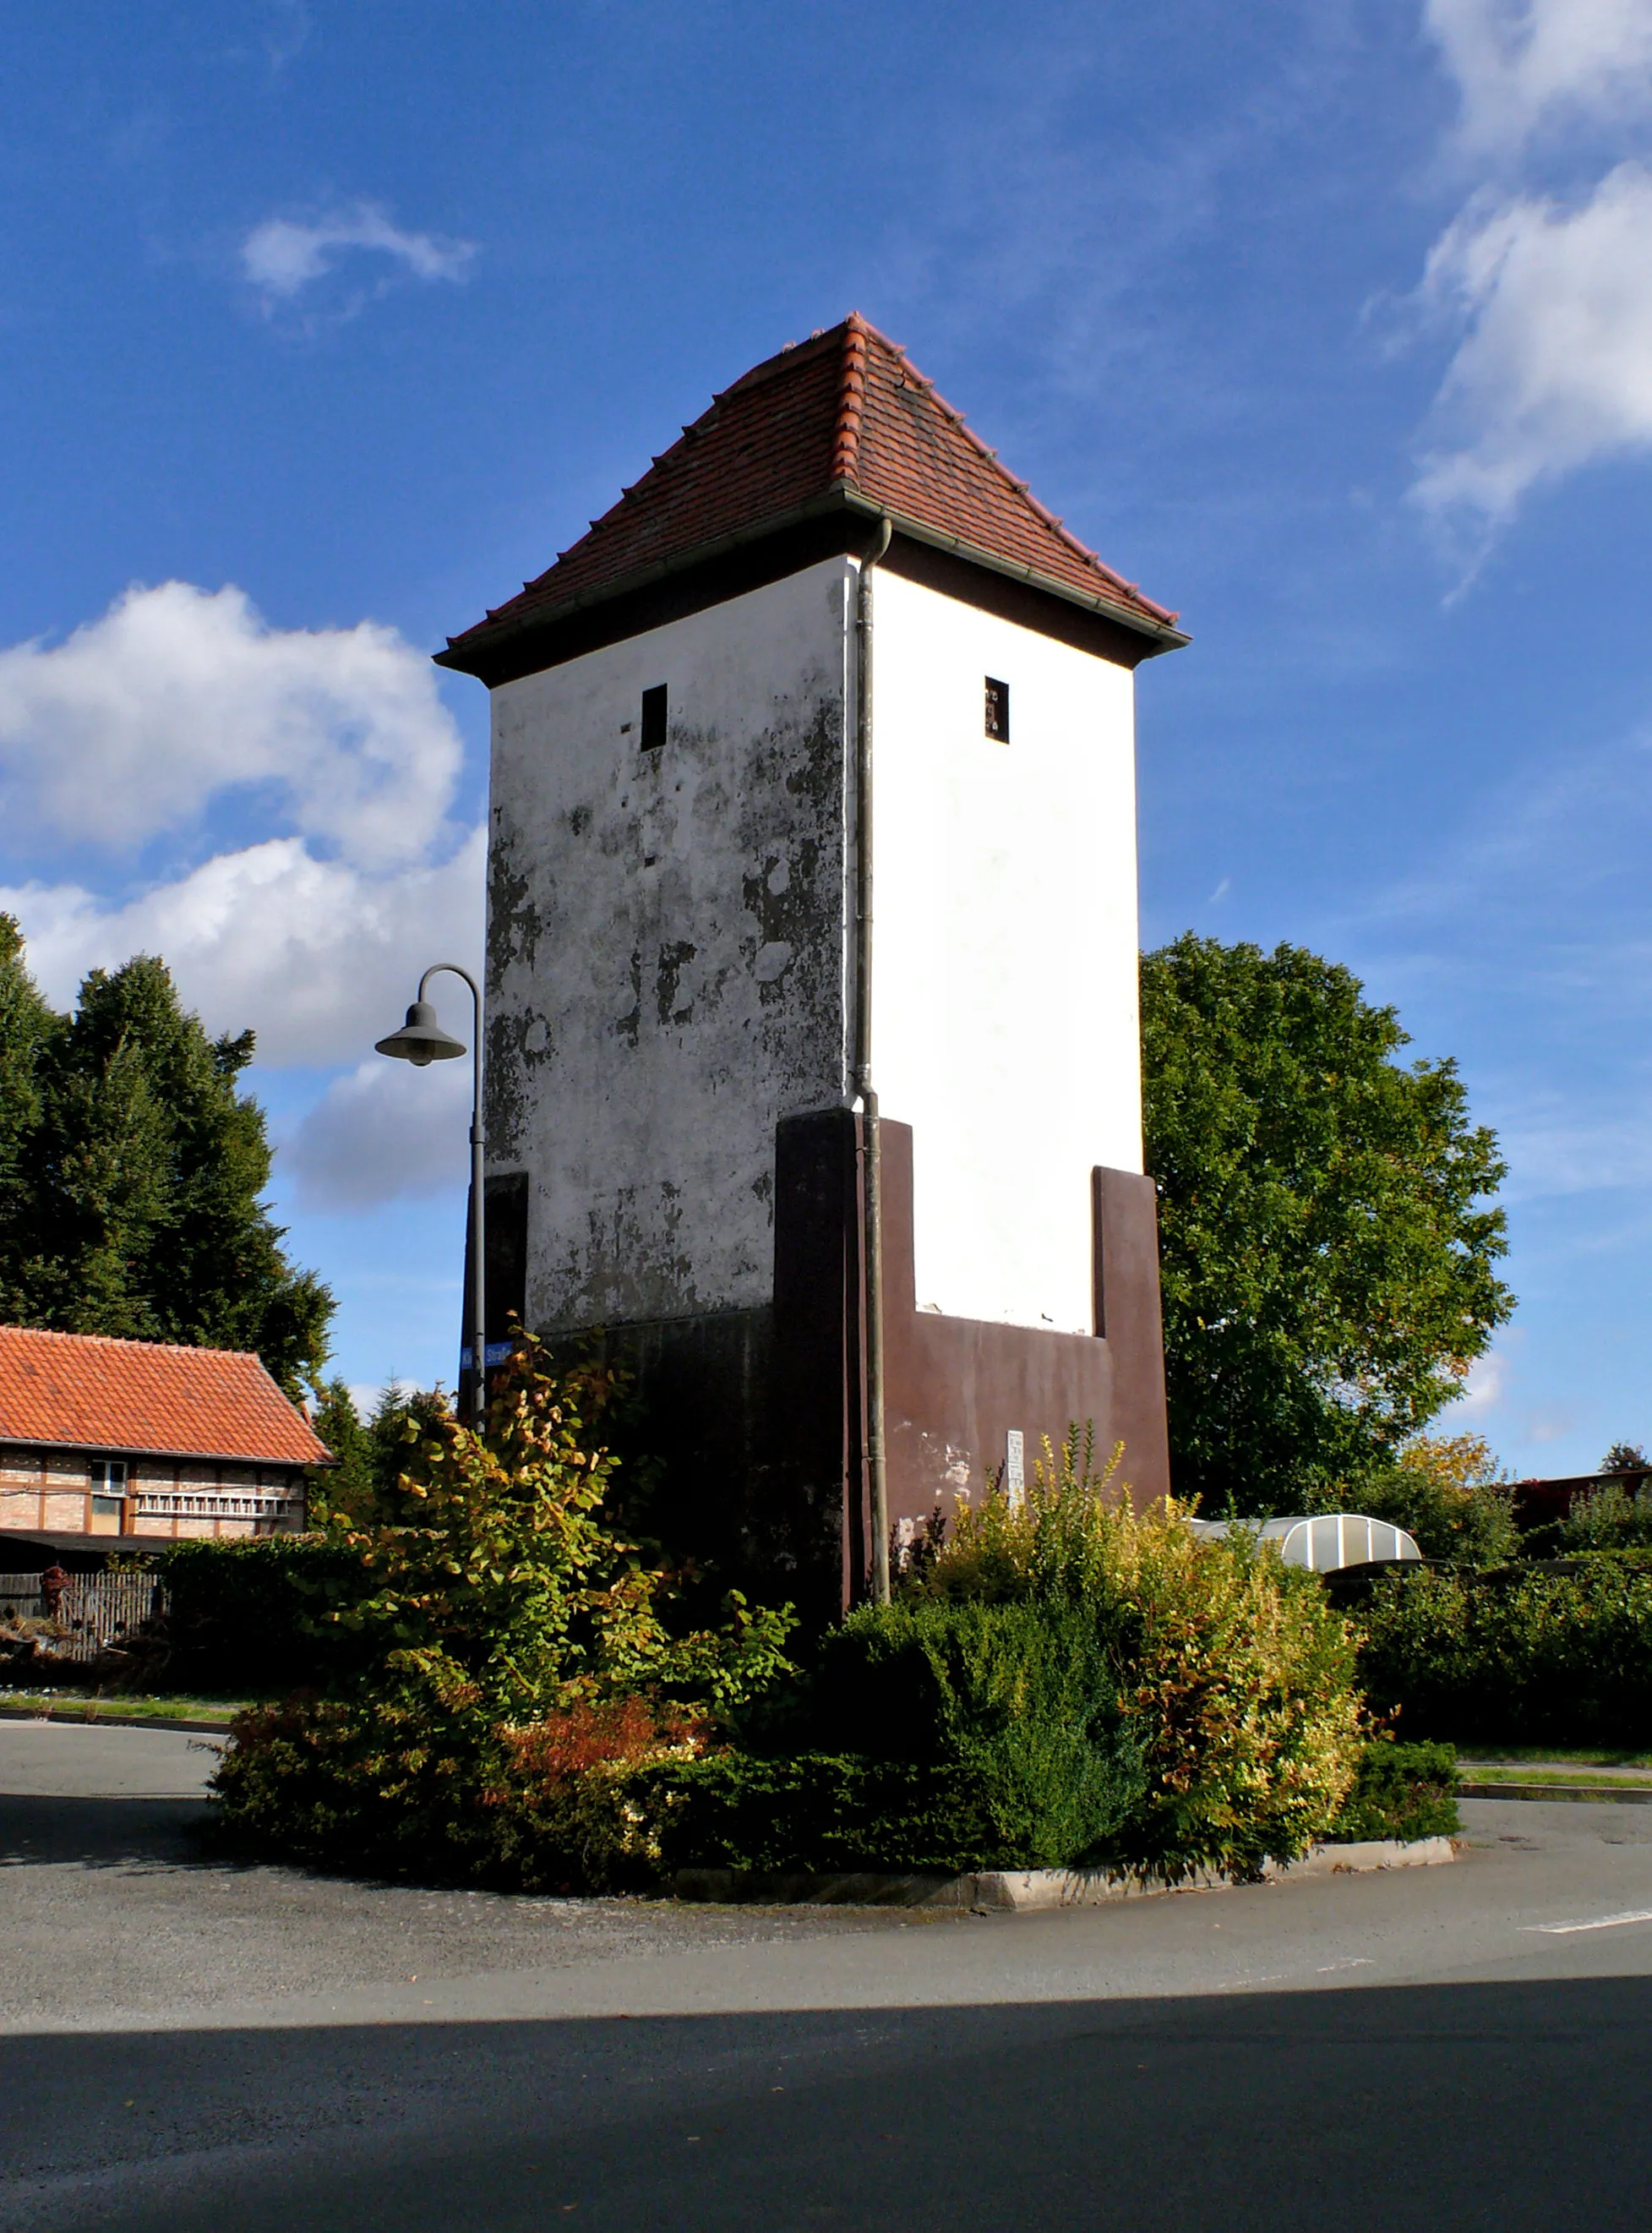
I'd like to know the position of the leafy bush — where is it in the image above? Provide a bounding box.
[914,1443,1369,1878]
[210,1339,793,1886]
[662,1598,1146,1875]
[1326,1741,1459,1843]
[1356,1564,1652,1745]
[1559,1479,1652,1554]
[1347,1434,1519,1566]
[672,1439,1368,1884]
[221,1685,708,1891]
[145,1534,371,1694]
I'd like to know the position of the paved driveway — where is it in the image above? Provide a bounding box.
[4,1720,1652,2230]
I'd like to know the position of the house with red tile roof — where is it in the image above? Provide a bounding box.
[0,1325,329,1554]
[438,314,1184,1617]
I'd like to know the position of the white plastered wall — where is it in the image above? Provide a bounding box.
[870,567,1143,1335]
[486,559,853,1329]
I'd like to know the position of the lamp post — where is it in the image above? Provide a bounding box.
[374,964,487,1432]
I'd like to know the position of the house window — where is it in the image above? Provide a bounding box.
[90,1457,127,1517]
[984,677,1010,742]
[641,684,668,751]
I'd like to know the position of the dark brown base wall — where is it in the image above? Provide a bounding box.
[776,1111,1169,1553]
[537,1109,1169,1622]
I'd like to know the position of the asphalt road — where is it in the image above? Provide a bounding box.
[4,1721,1652,2231]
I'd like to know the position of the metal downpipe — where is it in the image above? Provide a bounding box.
[855,517,893,1604]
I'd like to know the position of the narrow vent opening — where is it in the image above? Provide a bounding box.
[641,684,668,751]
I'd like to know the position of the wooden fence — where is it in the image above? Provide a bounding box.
[0,1570,167,1662]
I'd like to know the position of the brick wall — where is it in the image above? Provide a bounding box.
[0,1445,307,1537]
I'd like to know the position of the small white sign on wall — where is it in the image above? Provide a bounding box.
[1006,1428,1025,1510]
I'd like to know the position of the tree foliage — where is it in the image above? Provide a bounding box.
[1355,1434,1519,1567]
[1141,934,1512,1513]
[305,1379,451,1526]
[1601,1442,1651,1477]
[0,918,332,1386]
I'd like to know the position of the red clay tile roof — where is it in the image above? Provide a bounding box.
[0,1327,331,1466]
[440,314,1181,664]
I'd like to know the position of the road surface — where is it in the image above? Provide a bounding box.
[3,1718,1649,2230]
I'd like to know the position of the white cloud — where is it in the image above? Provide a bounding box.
[2,828,484,1069]
[0,576,488,1209]
[1437,1343,1512,1418]
[0,581,461,866]
[286,1056,473,1211]
[1409,163,1652,532]
[1407,4,1652,543]
[242,201,474,308]
[344,1380,422,1417]
[1426,0,1652,160]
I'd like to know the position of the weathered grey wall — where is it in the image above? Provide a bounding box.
[486,558,854,1330]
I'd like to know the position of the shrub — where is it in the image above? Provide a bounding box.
[913,1441,1369,1878]
[145,1534,371,1694]
[1345,1434,1518,1566]
[1326,1741,1459,1843]
[670,1439,1369,1884]
[663,1598,1146,1875]
[485,1698,707,1892]
[1559,1479,1652,1554]
[209,1338,793,1885]
[655,1751,927,1875]
[1356,1564,1652,1745]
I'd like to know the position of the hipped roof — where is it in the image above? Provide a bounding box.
[438,314,1183,674]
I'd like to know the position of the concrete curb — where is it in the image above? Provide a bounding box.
[0,1702,232,1737]
[1461,1779,1652,1807]
[672,1837,1457,1912]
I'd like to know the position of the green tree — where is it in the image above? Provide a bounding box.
[0,918,57,1236]
[306,1378,451,1526]
[1356,1434,1519,1566]
[1141,934,1512,1514]
[0,920,332,1387]
[1601,1442,1651,1477]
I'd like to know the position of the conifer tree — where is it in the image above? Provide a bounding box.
[0,918,332,1388]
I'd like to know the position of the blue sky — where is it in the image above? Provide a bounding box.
[2,0,1650,1472]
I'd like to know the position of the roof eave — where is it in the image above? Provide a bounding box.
[434,486,1187,678]
[864,500,1190,653]
[0,1430,330,1467]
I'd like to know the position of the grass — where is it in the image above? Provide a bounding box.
[0,1687,248,1727]
[1456,1745,1652,1768]
[1461,1766,1652,1789]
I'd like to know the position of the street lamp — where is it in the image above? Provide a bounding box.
[375,964,487,1431]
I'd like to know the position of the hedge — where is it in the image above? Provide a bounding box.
[1325,1741,1459,1843]
[657,1598,1146,1875]
[1356,1562,1652,1746]
[151,1535,375,1695]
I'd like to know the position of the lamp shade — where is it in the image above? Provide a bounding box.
[374,999,467,1068]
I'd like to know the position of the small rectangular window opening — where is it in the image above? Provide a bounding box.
[984,676,1010,742]
[640,684,668,751]
[90,1457,127,1517]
